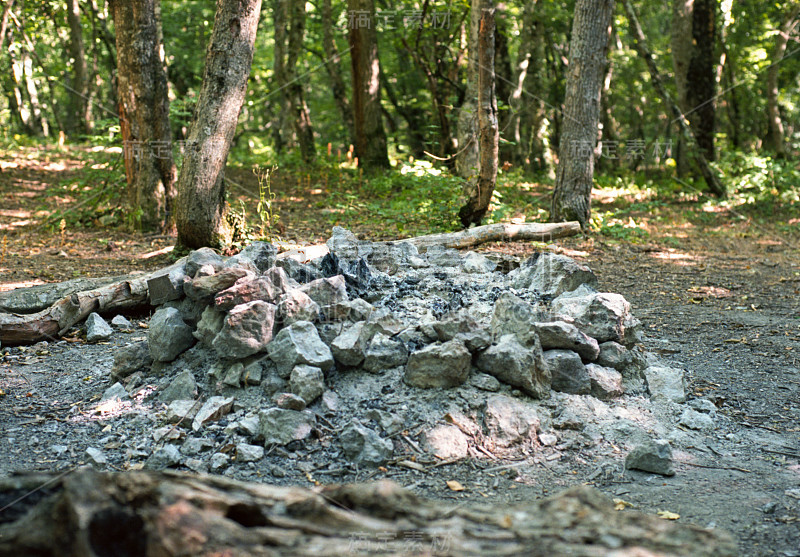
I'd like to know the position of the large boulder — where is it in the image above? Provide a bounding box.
[510,252,597,297]
[543,350,591,395]
[277,290,321,325]
[339,419,393,466]
[214,276,284,310]
[148,307,195,363]
[267,321,334,377]
[300,275,349,321]
[330,321,367,367]
[535,321,600,361]
[476,333,551,398]
[257,408,316,445]
[551,291,641,346]
[404,340,471,388]
[483,394,540,448]
[211,301,277,359]
[490,293,547,346]
[362,333,408,373]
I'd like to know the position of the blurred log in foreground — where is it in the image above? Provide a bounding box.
[0,468,736,556]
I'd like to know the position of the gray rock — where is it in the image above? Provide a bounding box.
[184,267,254,302]
[585,363,624,399]
[679,408,715,431]
[85,447,107,466]
[228,241,277,273]
[277,289,320,325]
[553,408,585,430]
[111,315,132,329]
[192,306,225,346]
[596,341,632,370]
[432,310,493,351]
[212,300,277,359]
[551,291,641,346]
[539,432,558,446]
[86,312,113,342]
[330,321,367,367]
[289,365,325,404]
[274,392,307,410]
[490,293,546,346]
[146,263,187,305]
[476,334,551,399]
[470,372,501,392]
[462,251,497,274]
[644,365,686,403]
[543,350,590,395]
[236,442,265,462]
[192,396,235,431]
[258,408,316,445]
[267,321,334,377]
[321,390,340,414]
[340,298,374,322]
[215,276,284,310]
[111,341,153,381]
[425,245,462,267]
[339,419,393,466]
[300,275,349,320]
[316,322,345,345]
[144,444,182,470]
[165,399,199,424]
[404,340,471,388]
[238,415,260,437]
[361,308,405,341]
[100,382,129,402]
[242,360,263,385]
[185,247,225,277]
[148,307,195,363]
[364,409,404,435]
[535,321,600,361]
[275,257,321,284]
[625,439,675,476]
[222,362,244,388]
[209,452,230,472]
[483,394,540,447]
[159,370,197,402]
[511,252,597,297]
[422,425,469,459]
[181,437,214,456]
[688,398,717,415]
[362,332,408,373]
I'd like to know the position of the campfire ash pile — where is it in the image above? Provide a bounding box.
[104,227,685,472]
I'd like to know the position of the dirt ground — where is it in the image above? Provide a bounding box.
[1,146,799,556]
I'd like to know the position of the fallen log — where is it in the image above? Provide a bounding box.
[0,468,736,557]
[395,221,582,252]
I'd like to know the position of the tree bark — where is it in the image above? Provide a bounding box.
[110,0,177,232]
[671,0,693,176]
[321,0,355,148]
[455,0,481,179]
[550,0,615,229]
[685,0,716,161]
[348,0,390,171]
[622,0,725,197]
[66,0,90,135]
[286,0,315,163]
[0,0,14,54]
[270,0,290,154]
[459,3,499,227]
[766,2,800,157]
[175,0,262,250]
[0,469,739,557]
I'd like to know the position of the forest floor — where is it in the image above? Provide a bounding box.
[1,145,799,556]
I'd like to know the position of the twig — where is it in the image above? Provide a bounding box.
[682,461,751,473]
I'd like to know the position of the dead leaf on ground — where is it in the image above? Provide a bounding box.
[446,480,465,492]
[657,510,680,520]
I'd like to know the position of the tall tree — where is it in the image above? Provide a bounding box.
[551,0,615,228]
[110,0,176,232]
[66,0,90,134]
[671,0,693,175]
[175,0,262,250]
[766,1,800,158]
[286,0,315,162]
[685,0,716,161]
[348,0,390,170]
[622,0,724,196]
[455,0,481,179]
[458,2,499,227]
[320,0,354,148]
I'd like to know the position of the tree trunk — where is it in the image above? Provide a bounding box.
[270,0,290,154]
[685,0,716,161]
[458,3,499,227]
[766,2,800,157]
[550,0,615,229]
[0,469,737,557]
[622,0,725,197]
[455,0,481,179]
[286,0,315,163]
[66,0,90,135]
[0,0,14,54]
[175,0,262,250]
[321,0,355,148]
[671,0,693,176]
[348,0,390,170]
[111,0,176,232]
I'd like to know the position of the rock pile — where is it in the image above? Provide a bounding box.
[103,227,686,473]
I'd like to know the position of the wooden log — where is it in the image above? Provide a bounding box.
[395,221,581,252]
[0,468,737,557]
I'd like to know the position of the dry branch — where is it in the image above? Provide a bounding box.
[0,468,737,557]
[396,221,581,252]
